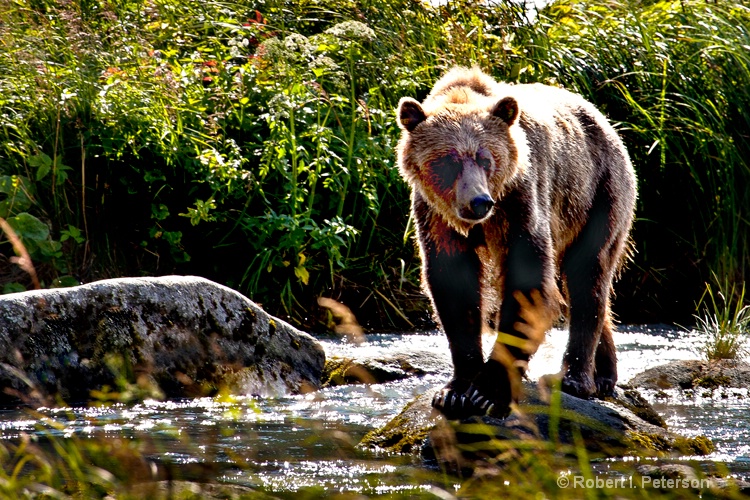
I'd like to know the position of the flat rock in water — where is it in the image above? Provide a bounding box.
[637,464,750,493]
[0,276,325,406]
[360,380,713,471]
[322,351,432,386]
[627,359,750,391]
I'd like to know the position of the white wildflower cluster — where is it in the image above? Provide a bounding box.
[254,20,375,92]
[324,21,376,42]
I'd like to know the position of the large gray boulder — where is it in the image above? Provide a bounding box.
[0,276,325,405]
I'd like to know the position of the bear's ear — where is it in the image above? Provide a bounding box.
[398,98,426,132]
[492,97,518,125]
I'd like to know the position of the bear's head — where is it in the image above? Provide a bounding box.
[396,84,527,235]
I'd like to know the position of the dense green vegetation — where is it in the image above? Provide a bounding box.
[1,0,749,330]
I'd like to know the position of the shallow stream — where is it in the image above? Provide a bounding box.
[1,326,749,496]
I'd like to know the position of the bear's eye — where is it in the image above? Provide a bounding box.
[430,155,462,191]
[476,153,493,172]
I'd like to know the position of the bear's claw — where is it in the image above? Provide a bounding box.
[432,387,469,419]
[431,384,498,420]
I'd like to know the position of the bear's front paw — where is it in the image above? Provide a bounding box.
[432,379,474,419]
[469,359,514,418]
[432,361,515,420]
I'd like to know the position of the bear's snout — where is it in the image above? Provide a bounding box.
[455,162,494,222]
[457,191,494,222]
[469,194,494,219]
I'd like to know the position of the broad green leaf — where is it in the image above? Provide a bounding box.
[0,176,33,217]
[36,161,51,181]
[54,158,72,185]
[29,153,53,181]
[6,212,49,242]
[2,283,26,294]
[144,170,167,183]
[28,153,52,168]
[60,224,85,244]
[152,204,170,221]
[37,239,63,257]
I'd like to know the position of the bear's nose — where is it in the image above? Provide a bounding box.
[470,194,494,219]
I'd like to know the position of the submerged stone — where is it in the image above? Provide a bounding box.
[129,480,278,499]
[627,359,750,391]
[0,276,325,406]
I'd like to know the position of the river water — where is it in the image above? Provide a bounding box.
[1,326,748,495]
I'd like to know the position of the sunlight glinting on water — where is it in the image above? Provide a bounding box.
[226,459,431,494]
[322,325,710,387]
[527,325,708,382]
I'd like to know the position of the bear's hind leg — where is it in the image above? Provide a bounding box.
[594,318,617,396]
[561,267,608,399]
[561,182,627,399]
[592,231,631,396]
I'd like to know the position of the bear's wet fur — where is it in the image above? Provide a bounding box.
[396,67,637,419]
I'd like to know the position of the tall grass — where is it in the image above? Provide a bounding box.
[529,1,750,321]
[694,275,750,360]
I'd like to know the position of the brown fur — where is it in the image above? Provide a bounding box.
[397,67,637,419]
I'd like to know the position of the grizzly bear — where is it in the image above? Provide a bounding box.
[396,67,637,419]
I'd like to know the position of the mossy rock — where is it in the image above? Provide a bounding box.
[628,432,713,455]
[322,354,429,386]
[693,374,732,390]
[674,434,715,455]
[360,381,713,468]
[360,397,440,454]
[605,388,666,428]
